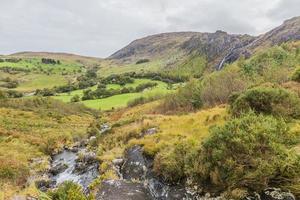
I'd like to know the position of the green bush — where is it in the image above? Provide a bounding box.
[201,66,249,106]
[292,67,300,82]
[71,94,80,102]
[47,181,93,200]
[160,79,203,113]
[136,58,150,64]
[230,86,300,119]
[189,113,300,194]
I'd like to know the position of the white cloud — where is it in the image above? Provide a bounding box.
[0,0,298,57]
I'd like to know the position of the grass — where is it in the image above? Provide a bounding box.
[16,74,69,92]
[97,59,163,77]
[0,58,83,73]
[0,98,94,199]
[94,104,227,185]
[53,79,174,110]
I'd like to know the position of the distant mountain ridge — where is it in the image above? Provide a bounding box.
[109,16,300,70]
[8,16,300,71]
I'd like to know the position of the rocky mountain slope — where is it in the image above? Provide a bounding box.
[109,16,300,70]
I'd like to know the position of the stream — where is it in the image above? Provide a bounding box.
[37,126,295,200]
[50,149,99,190]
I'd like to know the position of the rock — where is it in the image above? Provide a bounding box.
[49,162,68,175]
[70,146,79,153]
[89,136,97,141]
[74,150,98,174]
[12,196,38,200]
[77,150,97,164]
[261,188,295,200]
[112,158,124,166]
[100,124,110,134]
[35,178,54,192]
[96,180,151,200]
[141,128,157,137]
[121,146,148,180]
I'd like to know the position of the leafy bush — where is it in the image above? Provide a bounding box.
[101,74,134,86]
[41,58,59,65]
[47,181,93,200]
[160,79,203,113]
[136,58,150,64]
[201,66,249,106]
[35,88,56,96]
[0,90,23,98]
[230,86,300,119]
[71,94,80,102]
[127,94,164,107]
[135,82,157,92]
[189,113,300,194]
[292,67,300,82]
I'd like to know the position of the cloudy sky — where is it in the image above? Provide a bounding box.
[0,0,299,57]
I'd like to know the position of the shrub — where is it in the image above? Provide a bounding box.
[47,181,93,200]
[127,94,164,107]
[160,79,202,113]
[35,88,55,96]
[71,94,80,102]
[153,141,193,183]
[100,74,134,86]
[41,58,58,64]
[201,66,249,106]
[189,113,300,194]
[135,82,157,92]
[136,58,150,64]
[292,67,300,82]
[230,86,300,119]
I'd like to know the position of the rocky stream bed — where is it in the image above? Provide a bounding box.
[32,126,296,200]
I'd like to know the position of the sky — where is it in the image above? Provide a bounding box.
[0,0,299,57]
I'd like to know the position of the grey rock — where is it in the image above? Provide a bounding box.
[35,178,54,192]
[121,146,148,180]
[112,158,124,166]
[261,188,295,200]
[141,128,157,137]
[96,180,151,200]
[49,162,68,175]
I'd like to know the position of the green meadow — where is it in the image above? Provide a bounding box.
[53,78,174,110]
[0,58,83,73]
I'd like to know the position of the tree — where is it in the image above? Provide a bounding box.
[71,95,80,102]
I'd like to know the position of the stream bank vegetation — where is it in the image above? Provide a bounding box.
[93,41,300,199]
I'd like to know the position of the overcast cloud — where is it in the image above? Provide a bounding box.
[0,0,299,57]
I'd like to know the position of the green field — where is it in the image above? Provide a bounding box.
[0,72,70,92]
[98,59,163,77]
[0,58,83,73]
[17,74,69,92]
[53,79,174,110]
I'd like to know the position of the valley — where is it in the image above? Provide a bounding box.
[0,16,300,200]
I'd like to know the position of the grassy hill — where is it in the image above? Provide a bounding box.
[1,16,300,200]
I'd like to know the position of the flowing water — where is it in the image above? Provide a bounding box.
[50,149,99,191]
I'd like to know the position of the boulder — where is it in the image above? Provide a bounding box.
[96,180,151,200]
[77,150,97,163]
[35,177,54,192]
[112,158,124,167]
[141,128,157,137]
[121,146,148,180]
[49,162,68,175]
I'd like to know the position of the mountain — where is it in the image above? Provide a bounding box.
[109,16,300,70]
